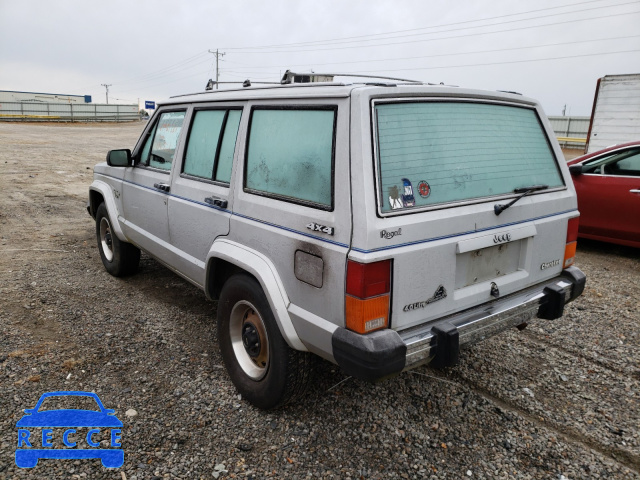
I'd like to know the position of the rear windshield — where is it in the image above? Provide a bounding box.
[375,101,564,213]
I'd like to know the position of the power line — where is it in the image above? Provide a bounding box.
[342,48,640,75]
[113,51,210,85]
[224,0,639,52]
[75,1,636,95]
[222,34,640,72]
[120,47,639,96]
[236,11,639,54]
[115,68,212,93]
[114,57,212,88]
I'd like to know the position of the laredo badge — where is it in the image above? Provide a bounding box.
[403,285,448,312]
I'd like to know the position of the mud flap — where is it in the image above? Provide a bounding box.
[430,322,459,368]
[537,284,566,320]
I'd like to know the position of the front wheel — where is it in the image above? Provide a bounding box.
[217,274,313,409]
[95,203,140,277]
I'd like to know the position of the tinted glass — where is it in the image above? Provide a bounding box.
[246,109,334,207]
[375,102,564,213]
[617,151,640,173]
[183,110,226,178]
[215,110,242,183]
[148,111,185,170]
[583,148,640,175]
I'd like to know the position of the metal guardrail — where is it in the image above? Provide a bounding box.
[0,101,140,122]
[556,136,586,144]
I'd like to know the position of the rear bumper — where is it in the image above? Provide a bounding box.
[332,266,586,382]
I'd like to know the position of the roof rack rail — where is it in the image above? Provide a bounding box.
[205,78,281,90]
[280,70,422,85]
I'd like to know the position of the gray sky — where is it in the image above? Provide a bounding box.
[1,0,639,115]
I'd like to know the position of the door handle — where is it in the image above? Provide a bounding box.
[205,196,228,209]
[153,183,170,192]
[630,189,640,194]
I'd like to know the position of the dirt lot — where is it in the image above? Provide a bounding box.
[0,122,639,479]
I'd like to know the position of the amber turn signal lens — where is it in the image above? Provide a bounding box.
[345,294,389,334]
[563,241,577,268]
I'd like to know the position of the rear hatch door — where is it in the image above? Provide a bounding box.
[351,93,577,332]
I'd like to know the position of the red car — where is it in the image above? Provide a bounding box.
[567,141,640,248]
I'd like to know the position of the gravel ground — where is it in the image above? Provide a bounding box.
[0,122,638,479]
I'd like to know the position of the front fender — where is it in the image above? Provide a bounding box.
[206,239,306,351]
[89,180,127,241]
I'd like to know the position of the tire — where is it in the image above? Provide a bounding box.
[95,203,140,277]
[217,274,313,409]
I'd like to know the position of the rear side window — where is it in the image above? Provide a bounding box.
[374,102,564,213]
[140,111,186,170]
[183,108,242,183]
[245,108,335,209]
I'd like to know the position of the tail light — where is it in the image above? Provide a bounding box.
[345,259,391,334]
[563,216,579,268]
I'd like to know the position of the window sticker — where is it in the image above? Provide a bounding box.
[418,180,431,198]
[388,185,403,209]
[401,178,415,207]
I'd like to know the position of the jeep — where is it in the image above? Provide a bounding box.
[88,73,586,409]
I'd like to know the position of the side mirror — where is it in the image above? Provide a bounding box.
[106,149,132,167]
[568,164,583,176]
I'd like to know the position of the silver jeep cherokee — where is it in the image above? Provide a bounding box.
[88,73,586,409]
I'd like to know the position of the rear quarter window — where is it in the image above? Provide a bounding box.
[244,107,336,209]
[374,101,564,214]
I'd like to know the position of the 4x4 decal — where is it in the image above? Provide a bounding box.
[306,222,334,236]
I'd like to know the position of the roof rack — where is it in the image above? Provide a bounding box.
[205,78,280,90]
[280,70,422,85]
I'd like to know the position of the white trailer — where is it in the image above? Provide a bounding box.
[585,74,640,154]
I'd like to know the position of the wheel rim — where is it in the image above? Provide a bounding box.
[229,300,269,380]
[99,216,114,262]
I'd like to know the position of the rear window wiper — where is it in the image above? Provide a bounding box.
[494,185,548,216]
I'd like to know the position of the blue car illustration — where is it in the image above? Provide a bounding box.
[15,391,123,468]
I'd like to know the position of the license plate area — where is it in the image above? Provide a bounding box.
[455,241,522,289]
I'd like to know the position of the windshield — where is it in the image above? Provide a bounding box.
[375,101,564,213]
[37,395,101,412]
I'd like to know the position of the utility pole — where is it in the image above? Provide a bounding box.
[101,84,112,104]
[208,49,225,89]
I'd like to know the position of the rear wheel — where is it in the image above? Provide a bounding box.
[95,203,140,277]
[217,274,312,409]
